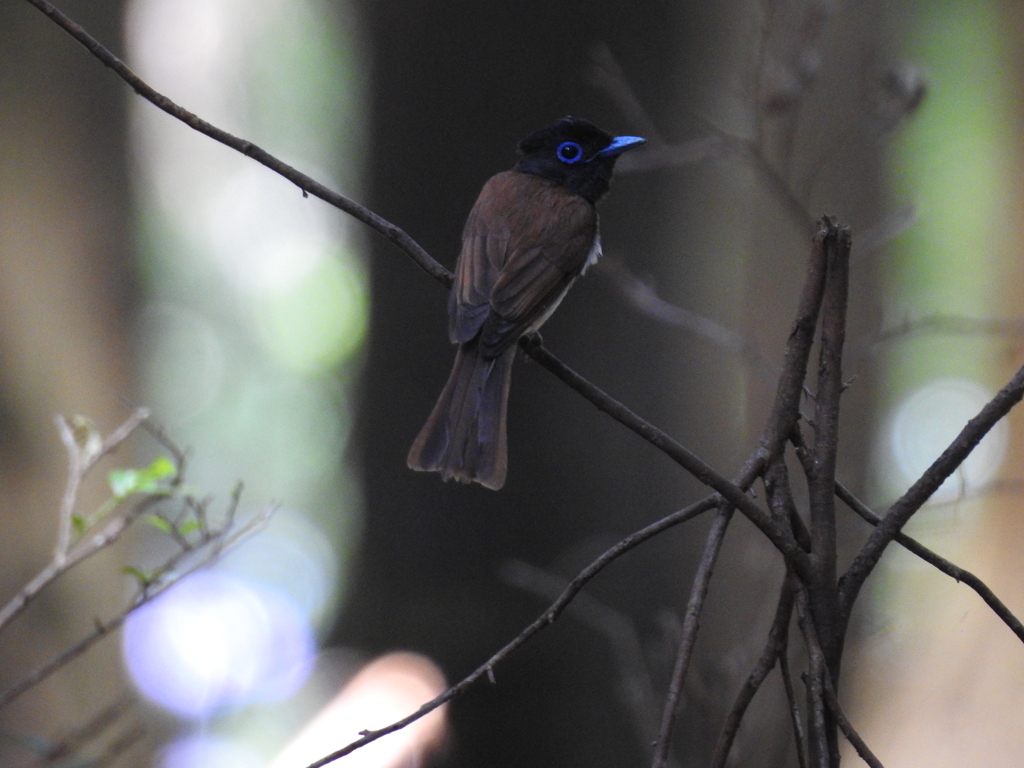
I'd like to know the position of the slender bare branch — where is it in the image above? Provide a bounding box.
[834,480,1024,644]
[302,496,719,768]
[710,577,796,768]
[794,589,830,768]
[502,560,671,764]
[83,725,147,768]
[805,220,850,685]
[39,693,135,764]
[840,362,1024,620]
[871,313,1024,347]
[590,42,667,146]
[651,505,733,768]
[597,256,777,381]
[21,0,449,288]
[0,503,273,710]
[522,336,810,577]
[779,640,809,768]
[821,670,884,768]
[0,411,156,634]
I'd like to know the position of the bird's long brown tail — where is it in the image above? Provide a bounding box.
[407,341,516,490]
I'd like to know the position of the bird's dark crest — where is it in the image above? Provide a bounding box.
[516,116,614,157]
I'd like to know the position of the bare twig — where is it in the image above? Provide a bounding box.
[84,725,147,768]
[709,577,796,768]
[522,336,810,578]
[870,313,1024,347]
[615,138,726,173]
[805,220,850,698]
[501,560,669,762]
[597,256,777,381]
[834,480,1024,644]
[651,505,733,768]
[0,410,156,635]
[779,640,809,768]
[821,671,884,768]
[0,503,273,710]
[797,584,884,768]
[839,362,1024,621]
[852,204,917,262]
[794,589,830,768]
[302,496,719,768]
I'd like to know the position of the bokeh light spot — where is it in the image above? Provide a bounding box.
[160,734,263,768]
[255,252,367,372]
[890,377,1007,504]
[124,571,315,719]
[269,652,447,768]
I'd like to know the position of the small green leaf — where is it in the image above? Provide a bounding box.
[109,468,141,500]
[178,520,200,536]
[144,515,172,534]
[71,515,87,535]
[146,456,177,481]
[109,456,177,500]
[121,566,151,587]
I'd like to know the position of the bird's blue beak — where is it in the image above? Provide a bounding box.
[595,135,646,157]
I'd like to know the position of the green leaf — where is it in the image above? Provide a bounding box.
[121,566,151,587]
[108,456,177,500]
[144,515,172,534]
[146,456,177,481]
[71,515,87,535]
[109,468,141,500]
[178,520,200,536]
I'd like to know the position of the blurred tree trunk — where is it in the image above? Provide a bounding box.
[0,0,136,754]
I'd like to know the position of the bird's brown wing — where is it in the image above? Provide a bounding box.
[447,170,598,358]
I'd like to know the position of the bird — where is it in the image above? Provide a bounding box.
[407,116,645,490]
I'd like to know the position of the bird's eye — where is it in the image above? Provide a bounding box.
[556,141,583,164]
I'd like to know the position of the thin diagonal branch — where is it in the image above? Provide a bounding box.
[0,410,157,635]
[590,42,667,146]
[502,560,670,764]
[709,576,796,768]
[21,0,450,289]
[797,584,883,768]
[598,256,777,381]
[651,505,733,768]
[839,362,1024,620]
[0,503,273,710]
[821,669,884,768]
[39,693,135,763]
[834,480,1024,644]
[303,496,719,768]
[522,338,810,577]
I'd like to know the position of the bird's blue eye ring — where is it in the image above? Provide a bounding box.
[556,141,583,164]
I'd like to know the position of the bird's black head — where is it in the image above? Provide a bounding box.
[513,116,645,204]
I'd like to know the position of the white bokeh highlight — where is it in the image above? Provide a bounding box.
[124,572,315,719]
[887,377,1008,505]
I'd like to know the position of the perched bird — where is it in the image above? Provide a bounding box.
[407,117,645,490]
